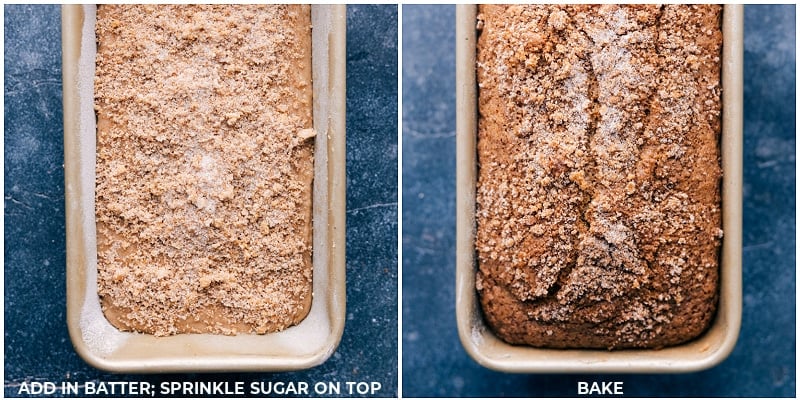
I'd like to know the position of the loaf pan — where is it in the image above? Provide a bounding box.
[455,4,743,373]
[62,4,346,373]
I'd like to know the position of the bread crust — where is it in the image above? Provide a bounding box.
[475,4,723,349]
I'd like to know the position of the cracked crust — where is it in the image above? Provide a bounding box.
[94,5,314,336]
[475,5,722,349]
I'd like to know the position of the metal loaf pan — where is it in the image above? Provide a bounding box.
[63,4,346,372]
[455,4,743,373]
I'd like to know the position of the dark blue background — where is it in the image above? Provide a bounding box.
[402,5,796,398]
[4,5,397,398]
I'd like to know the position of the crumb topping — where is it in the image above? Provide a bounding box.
[94,5,313,336]
[475,5,722,349]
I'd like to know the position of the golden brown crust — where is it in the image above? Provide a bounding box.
[475,4,722,349]
[94,5,314,336]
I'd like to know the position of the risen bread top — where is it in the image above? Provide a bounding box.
[475,4,723,349]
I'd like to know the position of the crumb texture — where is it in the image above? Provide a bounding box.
[475,4,723,349]
[94,5,314,336]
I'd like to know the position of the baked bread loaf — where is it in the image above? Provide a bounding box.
[94,5,314,336]
[475,4,723,349]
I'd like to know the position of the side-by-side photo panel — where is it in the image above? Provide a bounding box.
[2,3,796,399]
[402,4,794,398]
[5,4,397,398]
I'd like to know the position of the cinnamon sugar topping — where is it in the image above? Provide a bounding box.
[94,5,313,336]
[475,5,723,349]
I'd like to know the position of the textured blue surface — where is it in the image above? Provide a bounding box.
[4,4,398,398]
[402,4,796,397]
